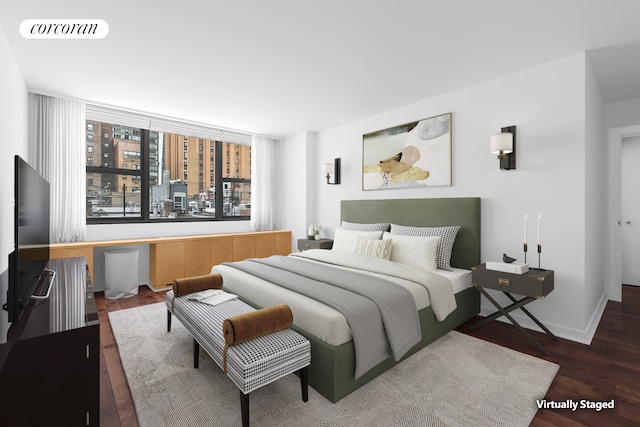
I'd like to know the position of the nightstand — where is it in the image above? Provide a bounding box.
[297,238,333,251]
[470,263,558,354]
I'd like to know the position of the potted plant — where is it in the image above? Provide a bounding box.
[307,224,322,240]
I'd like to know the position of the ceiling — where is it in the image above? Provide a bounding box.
[2,1,640,138]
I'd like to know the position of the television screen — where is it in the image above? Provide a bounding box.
[4,155,50,324]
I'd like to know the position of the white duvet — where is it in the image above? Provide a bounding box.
[211,249,457,347]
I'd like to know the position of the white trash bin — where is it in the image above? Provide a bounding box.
[104,248,140,299]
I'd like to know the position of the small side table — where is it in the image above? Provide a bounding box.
[297,238,333,251]
[470,263,558,354]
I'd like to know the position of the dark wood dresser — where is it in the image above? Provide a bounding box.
[0,257,100,426]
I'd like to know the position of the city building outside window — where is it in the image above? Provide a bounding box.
[85,119,251,222]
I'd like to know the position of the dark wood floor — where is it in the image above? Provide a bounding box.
[97,285,640,427]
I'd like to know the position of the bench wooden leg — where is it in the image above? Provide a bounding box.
[240,391,249,427]
[193,338,200,369]
[167,310,172,332]
[300,367,309,402]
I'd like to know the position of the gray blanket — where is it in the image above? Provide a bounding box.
[224,255,421,379]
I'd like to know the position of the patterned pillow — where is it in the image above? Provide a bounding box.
[390,224,461,271]
[353,236,393,260]
[332,228,384,252]
[382,232,439,272]
[341,221,391,232]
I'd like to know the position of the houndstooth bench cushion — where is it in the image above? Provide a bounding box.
[166,291,311,394]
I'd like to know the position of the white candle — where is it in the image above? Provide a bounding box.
[524,214,527,244]
[537,214,541,245]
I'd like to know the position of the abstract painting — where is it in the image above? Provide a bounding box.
[362,112,452,190]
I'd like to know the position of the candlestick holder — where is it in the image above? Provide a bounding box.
[523,243,528,264]
[537,243,542,270]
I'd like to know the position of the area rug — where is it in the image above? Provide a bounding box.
[109,302,559,427]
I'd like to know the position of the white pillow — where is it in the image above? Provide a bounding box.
[353,236,393,260]
[390,224,460,271]
[382,231,439,271]
[332,228,383,252]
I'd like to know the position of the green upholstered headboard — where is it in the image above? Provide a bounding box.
[340,198,481,270]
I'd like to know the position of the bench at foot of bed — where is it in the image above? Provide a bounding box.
[166,281,311,427]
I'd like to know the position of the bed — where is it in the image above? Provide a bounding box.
[211,197,481,403]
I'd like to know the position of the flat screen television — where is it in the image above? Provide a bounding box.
[3,155,51,324]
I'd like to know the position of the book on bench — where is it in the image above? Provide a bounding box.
[188,289,238,306]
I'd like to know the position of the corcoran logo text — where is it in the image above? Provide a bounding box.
[20,19,109,39]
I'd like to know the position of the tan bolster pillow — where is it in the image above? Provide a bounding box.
[222,304,293,371]
[173,273,223,297]
[171,273,223,312]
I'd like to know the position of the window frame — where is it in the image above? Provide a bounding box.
[86,128,251,224]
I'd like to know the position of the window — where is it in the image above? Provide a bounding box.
[87,134,93,142]
[85,116,251,222]
[123,150,140,162]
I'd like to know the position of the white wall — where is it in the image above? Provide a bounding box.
[86,220,251,241]
[278,131,317,249]
[584,55,607,337]
[0,23,29,340]
[605,97,640,130]
[282,52,604,344]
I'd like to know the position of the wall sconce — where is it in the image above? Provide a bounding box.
[324,158,341,185]
[490,125,516,170]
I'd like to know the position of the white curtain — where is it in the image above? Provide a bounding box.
[250,135,278,231]
[29,93,86,242]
